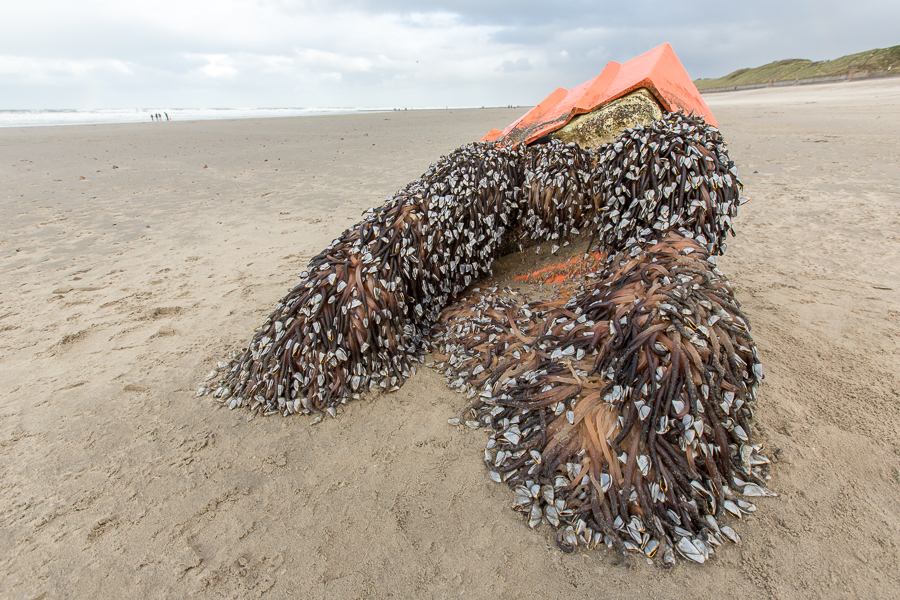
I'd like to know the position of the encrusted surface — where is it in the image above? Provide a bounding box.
[552,89,664,149]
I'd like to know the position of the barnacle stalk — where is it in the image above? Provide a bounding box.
[212,143,527,417]
[591,111,742,255]
[205,112,743,423]
[432,233,770,563]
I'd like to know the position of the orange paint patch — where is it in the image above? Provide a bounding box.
[514,251,605,285]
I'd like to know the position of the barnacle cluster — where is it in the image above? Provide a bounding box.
[203,112,771,563]
[432,233,771,564]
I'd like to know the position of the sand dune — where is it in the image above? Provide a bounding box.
[1,81,898,599]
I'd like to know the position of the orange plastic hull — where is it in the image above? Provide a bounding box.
[482,43,715,147]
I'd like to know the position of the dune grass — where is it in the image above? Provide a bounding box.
[694,45,900,91]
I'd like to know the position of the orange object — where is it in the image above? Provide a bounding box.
[483,43,716,147]
[514,251,605,285]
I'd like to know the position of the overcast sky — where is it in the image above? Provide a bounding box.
[2,0,897,110]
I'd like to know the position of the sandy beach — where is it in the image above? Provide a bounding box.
[2,78,899,599]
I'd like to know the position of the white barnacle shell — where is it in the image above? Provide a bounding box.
[723,500,742,518]
[676,537,705,564]
[528,503,542,528]
[743,484,776,497]
[637,455,650,476]
[638,403,650,421]
[720,525,741,544]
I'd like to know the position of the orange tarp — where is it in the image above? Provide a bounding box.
[482,43,716,147]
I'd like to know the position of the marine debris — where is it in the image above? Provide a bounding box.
[202,111,772,563]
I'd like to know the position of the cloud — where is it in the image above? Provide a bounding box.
[499,58,533,73]
[1,0,898,109]
[0,55,134,82]
[190,54,238,79]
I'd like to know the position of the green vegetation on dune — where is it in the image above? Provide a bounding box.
[694,45,900,91]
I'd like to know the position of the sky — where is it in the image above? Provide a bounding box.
[1,0,897,110]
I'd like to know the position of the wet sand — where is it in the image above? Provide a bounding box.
[1,79,899,599]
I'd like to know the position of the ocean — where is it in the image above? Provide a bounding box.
[0,107,396,128]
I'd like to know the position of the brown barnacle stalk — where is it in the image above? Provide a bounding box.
[592,112,742,256]
[205,112,742,421]
[207,141,541,419]
[436,232,770,564]
[518,141,601,254]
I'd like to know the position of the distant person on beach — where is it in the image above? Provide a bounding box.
[151,113,156,121]
[165,112,169,121]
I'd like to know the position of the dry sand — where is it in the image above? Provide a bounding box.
[1,79,899,599]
